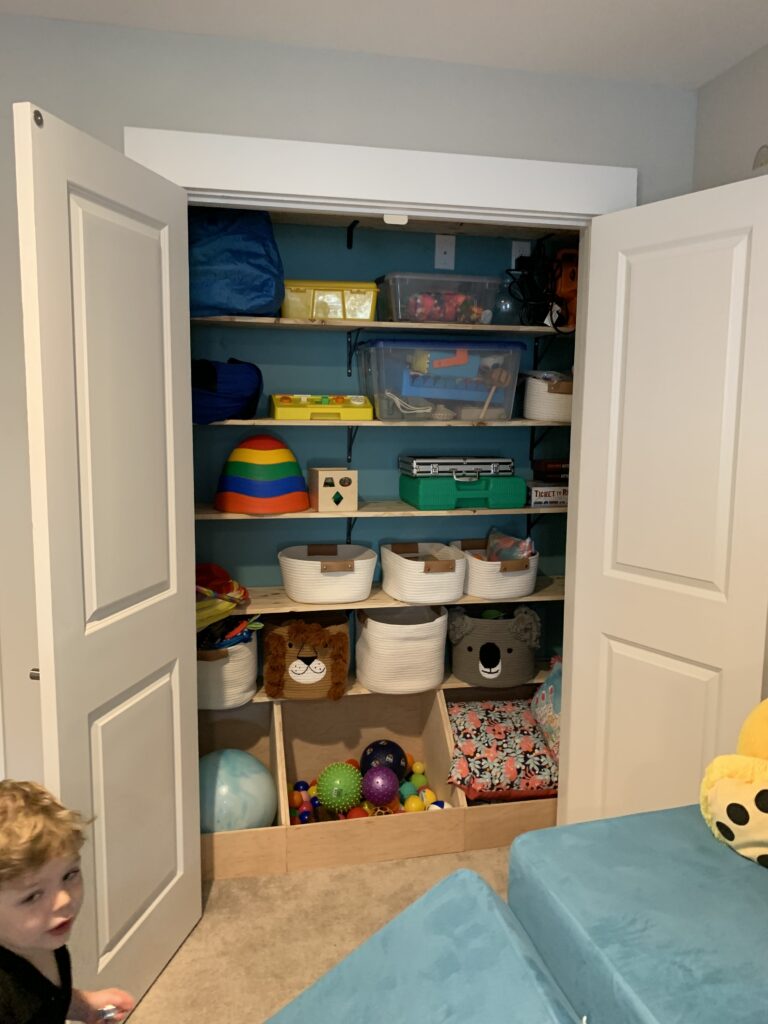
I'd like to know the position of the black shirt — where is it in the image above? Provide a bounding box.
[0,944,72,1023]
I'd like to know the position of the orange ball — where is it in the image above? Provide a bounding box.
[406,752,415,769]
[290,791,303,809]
[346,758,361,770]
[386,796,402,813]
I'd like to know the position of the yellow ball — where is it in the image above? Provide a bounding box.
[308,785,318,797]
[411,761,426,776]
[403,795,426,813]
[420,788,437,808]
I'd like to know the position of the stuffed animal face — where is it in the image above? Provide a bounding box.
[449,607,541,688]
[264,618,349,700]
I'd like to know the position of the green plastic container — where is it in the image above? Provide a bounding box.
[399,473,527,511]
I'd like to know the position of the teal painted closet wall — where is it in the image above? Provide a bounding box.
[192,221,573,655]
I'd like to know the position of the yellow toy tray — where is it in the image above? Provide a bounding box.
[270,394,374,420]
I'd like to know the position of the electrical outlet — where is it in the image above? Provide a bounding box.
[435,234,455,270]
[511,239,531,269]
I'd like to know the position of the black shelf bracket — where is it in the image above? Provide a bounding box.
[346,425,360,464]
[346,329,363,377]
[346,219,360,250]
[345,517,358,544]
[530,425,554,456]
[526,513,546,534]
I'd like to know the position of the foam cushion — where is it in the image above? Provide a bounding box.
[267,869,576,1023]
[507,804,768,1024]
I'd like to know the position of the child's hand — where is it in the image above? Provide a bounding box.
[70,987,136,1022]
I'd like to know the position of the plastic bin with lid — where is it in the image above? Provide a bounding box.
[378,272,500,324]
[357,338,525,422]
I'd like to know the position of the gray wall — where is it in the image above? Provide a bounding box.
[695,42,768,190]
[0,13,697,779]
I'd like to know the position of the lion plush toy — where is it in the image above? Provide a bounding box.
[700,699,768,868]
[263,616,349,701]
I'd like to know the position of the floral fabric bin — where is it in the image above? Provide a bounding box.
[447,699,558,802]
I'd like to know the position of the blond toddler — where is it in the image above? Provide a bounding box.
[0,780,135,1023]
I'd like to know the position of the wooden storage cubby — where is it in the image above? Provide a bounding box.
[198,703,289,880]
[280,690,463,873]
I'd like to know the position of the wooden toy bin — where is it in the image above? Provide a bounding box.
[280,692,463,873]
[198,703,289,880]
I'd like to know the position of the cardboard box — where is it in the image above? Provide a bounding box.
[528,482,569,507]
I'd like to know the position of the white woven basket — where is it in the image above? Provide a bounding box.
[523,373,573,423]
[380,542,466,603]
[197,641,258,710]
[278,544,376,603]
[356,606,447,694]
[453,540,539,599]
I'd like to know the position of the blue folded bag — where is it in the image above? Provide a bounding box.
[191,358,263,424]
[189,208,285,317]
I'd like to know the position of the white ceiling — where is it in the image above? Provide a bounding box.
[2,0,768,89]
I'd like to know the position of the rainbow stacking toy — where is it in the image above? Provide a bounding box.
[214,434,310,514]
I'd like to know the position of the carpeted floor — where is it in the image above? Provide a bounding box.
[129,846,509,1022]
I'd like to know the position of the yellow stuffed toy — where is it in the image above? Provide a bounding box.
[700,699,768,868]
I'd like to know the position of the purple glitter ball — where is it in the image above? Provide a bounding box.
[361,766,400,806]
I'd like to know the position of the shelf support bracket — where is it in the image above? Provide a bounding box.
[346,425,359,464]
[347,329,363,377]
[526,513,546,534]
[345,517,358,544]
[530,425,554,456]
[346,219,360,250]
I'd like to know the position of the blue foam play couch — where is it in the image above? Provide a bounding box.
[268,805,768,1023]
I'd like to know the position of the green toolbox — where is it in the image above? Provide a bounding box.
[399,472,527,510]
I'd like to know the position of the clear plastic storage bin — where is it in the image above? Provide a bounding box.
[379,272,500,324]
[357,338,525,422]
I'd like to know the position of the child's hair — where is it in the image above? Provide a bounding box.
[0,780,86,884]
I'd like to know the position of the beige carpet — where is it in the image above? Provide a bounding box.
[130,847,509,1023]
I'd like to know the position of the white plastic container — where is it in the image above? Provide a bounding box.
[356,607,448,694]
[380,542,466,603]
[197,641,258,710]
[357,338,525,422]
[523,371,573,423]
[278,544,376,603]
[453,539,539,599]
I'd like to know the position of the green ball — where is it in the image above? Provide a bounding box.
[410,772,428,791]
[399,780,417,801]
[316,762,362,813]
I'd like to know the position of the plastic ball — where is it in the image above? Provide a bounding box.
[361,739,408,781]
[361,801,377,815]
[399,780,418,802]
[199,749,277,833]
[289,791,303,809]
[310,795,321,809]
[294,780,309,792]
[308,785,318,797]
[411,761,426,776]
[316,762,363,814]
[410,772,428,791]
[346,805,370,819]
[420,788,437,808]
[345,758,361,770]
[427,800,447,811]
[406,752,415,769]
[298,809,313,824]
[403,795,426,813]
[362,766,400,806]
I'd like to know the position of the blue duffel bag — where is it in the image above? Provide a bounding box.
[191,358,263,424]
[188,208,285,317]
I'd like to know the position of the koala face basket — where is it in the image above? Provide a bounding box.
[449,607,541,688]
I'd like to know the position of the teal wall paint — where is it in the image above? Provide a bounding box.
[192,220,572,656]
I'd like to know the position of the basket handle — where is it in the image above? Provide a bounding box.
[422,557,456,574]
[499,557,530,573]
[321,560,355,573]
[308,544,339,556]
[547,380,573,394]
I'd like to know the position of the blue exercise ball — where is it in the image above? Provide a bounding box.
[199,748,277,833]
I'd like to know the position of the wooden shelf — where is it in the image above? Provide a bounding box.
[198,417,570,428]
[245,576,564,615]
[191,315,563,335]
[251,669,549,703]
[195,500,567,521]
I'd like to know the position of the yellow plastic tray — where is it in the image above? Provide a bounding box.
[281,280,378,321]
[270,394,374,420]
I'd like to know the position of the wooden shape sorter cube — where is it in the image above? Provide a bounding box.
[309,468,359,512]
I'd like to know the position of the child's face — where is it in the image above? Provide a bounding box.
[0,854,83,953]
